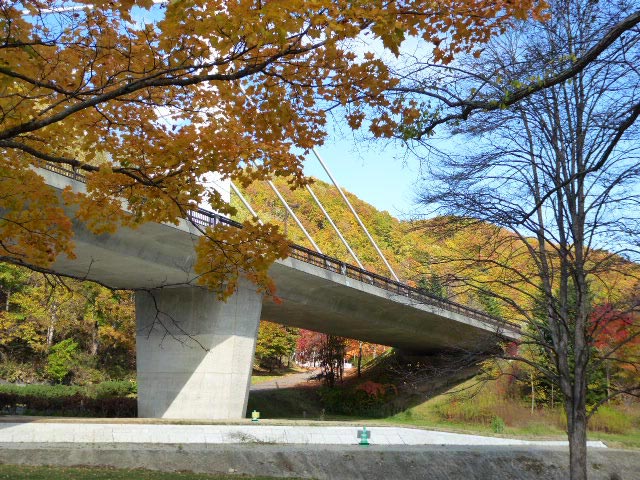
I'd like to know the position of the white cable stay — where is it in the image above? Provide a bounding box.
[238,83,382,268]
[304,184,364,269]
[231,177,322,253]
[265,179,323,254]
[311,147,400,282]
[229,181,263,225]
[237,85,322,254]
[233,176,361,266]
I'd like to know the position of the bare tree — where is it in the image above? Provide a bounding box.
[398,1,640,479]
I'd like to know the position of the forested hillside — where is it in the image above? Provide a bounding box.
[234,177,640,321]
[0,264,134,384]
[0,176,637,387]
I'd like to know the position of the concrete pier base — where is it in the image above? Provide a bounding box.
[135,285,262,419]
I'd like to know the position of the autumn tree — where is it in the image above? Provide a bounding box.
[254,320,298,371]
[395,1,640,478]
[295,329,325,366]
[318,334,347,388]
[0,263,135,382]
[0,0,546,296]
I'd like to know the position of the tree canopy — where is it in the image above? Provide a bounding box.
[0,0,545,295]
[396,0,640,478]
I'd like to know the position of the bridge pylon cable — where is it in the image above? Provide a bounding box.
[237,85,323,254]
[266,179,323,254]
[232,180,324,258]
[229,181,263,225]
[311,147,400,282]
[304,184,364,270]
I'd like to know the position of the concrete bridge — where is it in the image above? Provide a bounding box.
[37,165,520,420]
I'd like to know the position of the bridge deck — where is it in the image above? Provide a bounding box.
[38,164,519,352]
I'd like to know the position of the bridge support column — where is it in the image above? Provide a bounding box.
[135,284,262,419]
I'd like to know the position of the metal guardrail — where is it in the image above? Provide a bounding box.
[39,162,521,334]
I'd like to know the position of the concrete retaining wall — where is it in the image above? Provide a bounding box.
[0,443,638,479]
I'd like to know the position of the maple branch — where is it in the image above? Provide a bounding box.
[0,37,326,143]
[0,139,187,188]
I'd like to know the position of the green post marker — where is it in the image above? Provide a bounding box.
[357,426,370,446]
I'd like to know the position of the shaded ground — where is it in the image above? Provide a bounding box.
[247,352,480,420]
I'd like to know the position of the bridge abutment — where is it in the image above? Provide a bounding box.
[135,284,262,419]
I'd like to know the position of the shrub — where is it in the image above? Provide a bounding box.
[69,353,108,385]
[92,380,137,399]
[589,405,631,434]
[0,360,44,383]
[319,383,395,417]
[0,381,137,417]
[355,381,397,399]
[491,415,506,433]
[45,339,78,384]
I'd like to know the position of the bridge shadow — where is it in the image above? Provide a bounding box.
[246,350,485,421]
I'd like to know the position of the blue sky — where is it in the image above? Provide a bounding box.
[128,3,428,218]
[302,123,424,219]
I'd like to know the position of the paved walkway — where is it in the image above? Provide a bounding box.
[0,422,607,447]
[250,369,320,391]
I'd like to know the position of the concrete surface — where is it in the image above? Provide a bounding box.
[39,167,517,354]
[0,443,637,480]
[136,286,262,419]
[1,421,632,479]
[0,422,608,447]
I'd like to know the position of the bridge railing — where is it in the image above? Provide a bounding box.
[39,162,520,335]
[284,243,519,333]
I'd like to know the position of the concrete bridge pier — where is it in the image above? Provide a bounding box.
[135,284,262,419]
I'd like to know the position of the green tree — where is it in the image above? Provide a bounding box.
[418,274,447,299]
[255,321,299,371]
[45,338,78,384]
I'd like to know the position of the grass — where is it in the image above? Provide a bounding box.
[377,378,640,447]
[250,365,306,385]
[0,465,304,480]
[250,375,282,385]
[247,386,323,419]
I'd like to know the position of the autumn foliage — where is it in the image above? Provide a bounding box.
[0,0,545,296]
[590,305,638,350]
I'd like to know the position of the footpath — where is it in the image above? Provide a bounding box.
[0,420,609,447]
[1,419,639,479]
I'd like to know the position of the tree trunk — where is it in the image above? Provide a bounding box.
[568,408,588,480]
[90,321,99,356]
[46,324,55,347]
[47,308,59,350]
[530,373,535,414]
[357,341,362,378]
[606,363,610,404]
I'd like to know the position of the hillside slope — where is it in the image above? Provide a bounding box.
[234,177,639,322]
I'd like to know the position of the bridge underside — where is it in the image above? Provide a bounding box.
[55,217,505,353]
[40,168,513,419]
